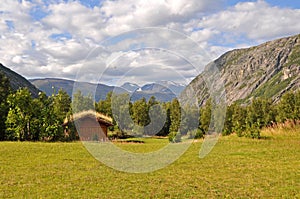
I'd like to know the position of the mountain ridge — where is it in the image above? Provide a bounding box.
[0,63,40,97]
[183,34,300,105]
[30,78,183,102]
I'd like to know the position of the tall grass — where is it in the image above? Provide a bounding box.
[261,120,300,138]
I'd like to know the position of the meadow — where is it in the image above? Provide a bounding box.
[0,131,299,198]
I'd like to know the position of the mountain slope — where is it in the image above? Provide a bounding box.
[30,78,179,102]
[0,63,40,97]
[130,82,178,102]
[183,34,300,105]
[120,82,140,92]
[30,78,115,102]
[156,80,185,96]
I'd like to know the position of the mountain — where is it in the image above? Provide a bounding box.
[124,81,185,102]
[0,63,40,97]
[120,82,140,92]
[31,78,184,102]
[130,82,184,102]
[156,80,186,96]
[30,78,115,102]
[183,34,300,105]
[131,82,176,102]
[141,83,174,93]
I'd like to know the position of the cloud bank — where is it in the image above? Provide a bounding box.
[0,0,299,85]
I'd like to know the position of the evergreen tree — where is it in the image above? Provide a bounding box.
[156,102,171,136]
[132,97,149,127]
[181,105,199,135]
[169,98,181,133]
[111,93,132,133]
[223,104,235,136]
[199,98,212,134]
[145,98,166,135]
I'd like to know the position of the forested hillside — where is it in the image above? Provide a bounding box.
[0,63,40,97]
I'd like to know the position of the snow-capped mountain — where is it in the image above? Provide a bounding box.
[140,83,173,94]
[128,81,186,101]
[155,80,186,96]
[31,78,186,102]
[120,82,140,92]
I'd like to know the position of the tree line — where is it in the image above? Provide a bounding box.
[221,91,300,138]
[96,89,300,140]
[1,71,300,141]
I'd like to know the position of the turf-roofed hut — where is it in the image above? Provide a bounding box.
[63,110,113,141]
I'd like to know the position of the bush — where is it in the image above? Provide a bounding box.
[188,129,203,139]
[245,124,261,139]
[168,131,181,143]
[107,130,133,140]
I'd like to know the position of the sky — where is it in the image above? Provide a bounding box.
[0,0,300,86]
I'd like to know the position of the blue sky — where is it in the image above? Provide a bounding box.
[0,0,300,85]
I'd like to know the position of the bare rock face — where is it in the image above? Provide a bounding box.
[183,34,300,105]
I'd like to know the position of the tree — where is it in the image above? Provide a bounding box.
[246,98,274,129]
[181,105,199,135]
[276,92,296,122]
[231,103,247,137]
[72,90,94,113]
[6,88,34,141]
[148,96,158,107]
[223,103,235,136]
[199,98,212,134]
[145,99,167,136]
[53,89,71,122]
[0,72,11,140]
[294,91,300,121]
[132,97,149,127]
[96,91,113,118]
[37,93,64,141]
[111,93,133,133]
[156,102,171,136]
[169,98,181,133]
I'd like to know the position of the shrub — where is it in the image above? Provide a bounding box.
[188,129,203,139]
[107,130,133,140]
[245,124,261,139]
[168,131,181,143]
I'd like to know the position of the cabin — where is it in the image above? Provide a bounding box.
[63,110,113,141]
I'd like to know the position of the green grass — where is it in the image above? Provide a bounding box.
[0,134,299,198]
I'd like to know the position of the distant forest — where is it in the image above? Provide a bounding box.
[1,72,300,142]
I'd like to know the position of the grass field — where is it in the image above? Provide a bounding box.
[0,132,299,198]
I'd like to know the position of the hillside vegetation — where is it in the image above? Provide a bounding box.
[0,63,40,97]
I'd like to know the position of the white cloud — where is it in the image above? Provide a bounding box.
[42,2,107,41]
[0,0,299,86]
[198,1,300,42]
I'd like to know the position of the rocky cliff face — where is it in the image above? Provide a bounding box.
[183,34,300,105]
